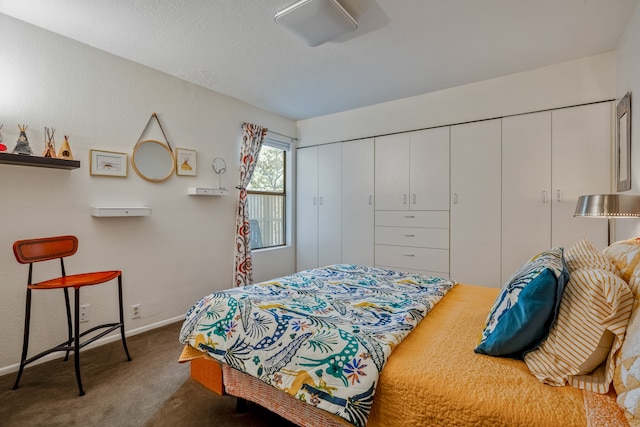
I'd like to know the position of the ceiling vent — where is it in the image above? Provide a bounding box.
[275,0,358,47]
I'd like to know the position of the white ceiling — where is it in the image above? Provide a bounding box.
[1,0,638,120]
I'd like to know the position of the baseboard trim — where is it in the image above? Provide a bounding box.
[0,315,185,377]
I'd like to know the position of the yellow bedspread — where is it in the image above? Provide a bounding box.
[183,283,628,426]
[367,283,625,427]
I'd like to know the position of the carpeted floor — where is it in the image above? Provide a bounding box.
[0,321,297,426]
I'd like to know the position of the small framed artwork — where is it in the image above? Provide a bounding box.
[176,148,197,176]
[90,149,128,177]
[617,92,632,192]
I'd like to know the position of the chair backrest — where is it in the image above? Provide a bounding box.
[13,235,78,264]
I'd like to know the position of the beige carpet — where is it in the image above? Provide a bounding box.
[0,321,296,426]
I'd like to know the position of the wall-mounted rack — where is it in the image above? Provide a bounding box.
[91,207,152,217]
[188,187,229,196]
[0,152,80,169]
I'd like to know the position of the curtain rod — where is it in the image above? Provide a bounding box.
[267,129,298,142]
[241,122,298,142]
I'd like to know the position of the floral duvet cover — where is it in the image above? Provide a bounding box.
[179,264,455,426]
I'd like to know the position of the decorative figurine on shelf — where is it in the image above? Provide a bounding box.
[0,124,6,151]
[13,124,33,155]
[42,127,57,158]
[57,135,74,160]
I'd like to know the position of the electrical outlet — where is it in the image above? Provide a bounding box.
[131,304,141,319]
[79,304,90,323]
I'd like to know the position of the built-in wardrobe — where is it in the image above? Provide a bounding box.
[296,101,612,288]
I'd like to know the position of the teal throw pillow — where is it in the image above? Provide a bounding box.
[474,248,568,359]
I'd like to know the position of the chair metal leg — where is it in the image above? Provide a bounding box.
[12,289,32,390]
[63,287,72,361]
[74,288,85,396]
[117,275,132,361]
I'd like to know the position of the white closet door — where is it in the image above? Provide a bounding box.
[551,102,611,250]
[375,133,410,210]
[318,143,342,267]
[410,127,450,211]
[342,139,374,266]
[450,119,502,287]
[501,111,552,282]
[296,147,319,271]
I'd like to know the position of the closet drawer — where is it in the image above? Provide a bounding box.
[375,245,449,273]
[375,210,449,228]
[375,227,449,249]
[376,265,450,278]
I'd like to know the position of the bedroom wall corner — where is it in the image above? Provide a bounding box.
[0,13,297,374]
[614,1,640,242]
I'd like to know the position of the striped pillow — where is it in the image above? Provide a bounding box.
[524,267,634,393]
[565,238,618,274]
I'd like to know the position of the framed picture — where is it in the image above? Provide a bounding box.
[176,148,197,176]
[617,92,632,192]
[90,149,127,177]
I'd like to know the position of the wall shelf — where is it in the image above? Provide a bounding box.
[91,207,152,217]
[0,152,80,169]
[188,187,229,196]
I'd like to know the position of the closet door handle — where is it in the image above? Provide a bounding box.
[313,197,317,206]
[542,191,547,203]
[403,194,408,205]
[412,194,417,204]
[319,196,325,206]
[368,195,373,205]
[556,190,562,203]
[453,193,458,205]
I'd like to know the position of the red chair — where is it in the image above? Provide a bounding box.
[12,235,131,396]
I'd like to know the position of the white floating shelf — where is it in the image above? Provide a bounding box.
[188,187,229,196]
[91,207,152,217]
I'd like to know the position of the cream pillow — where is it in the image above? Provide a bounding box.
[604,238,640,296]
[605,238,640,425]
[524,267,634,393]
[615,301,640,425]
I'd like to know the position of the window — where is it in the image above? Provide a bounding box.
[247,140,287,249]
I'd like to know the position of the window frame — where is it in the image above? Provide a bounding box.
[247,139,288,250]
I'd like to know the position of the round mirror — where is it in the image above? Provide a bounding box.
[131,140,175,182]
[212,157,226,175]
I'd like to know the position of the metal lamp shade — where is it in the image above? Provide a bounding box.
[574,194,640,218]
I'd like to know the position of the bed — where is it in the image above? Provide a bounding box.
[179,239,640,427]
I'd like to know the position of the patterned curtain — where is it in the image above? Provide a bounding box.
[234,122,268,287]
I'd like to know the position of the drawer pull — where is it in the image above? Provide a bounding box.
[403,253,416,257]
[404,215,415,219]
[403,234,415,237]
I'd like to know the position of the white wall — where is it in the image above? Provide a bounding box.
[614,2,640,241]
[297,52,616,146]
[0,14,296,373]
